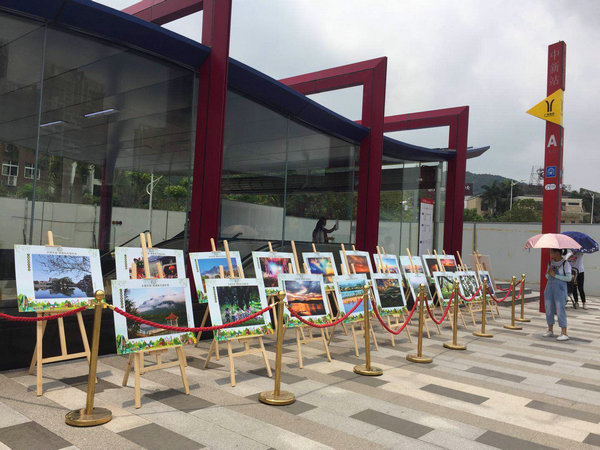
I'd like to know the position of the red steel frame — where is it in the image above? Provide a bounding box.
[124,0,470,258]
[380,107,469,256]
[279,58,387,254]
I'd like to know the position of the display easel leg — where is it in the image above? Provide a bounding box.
[258,337,272,377]
[36,319,43,396]
[203,339,216,368]
[321,329,332,362]
[227,340,236,386]
[29,316,47,375]
[122,354,133,387]
[351,323,359,357]
[387,316,396,347]
[176,346,190,395]
[134,353,142,409]
[296,328,303,369]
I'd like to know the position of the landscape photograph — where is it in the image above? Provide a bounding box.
[375,277,405,309]
[423,257,440,275]
[337,279,366,314]
[283,279,326,317]
[406,273,433,303]
[307,256,336,284]
[440,258,458,272]
[130,255,179,279]
[125,286,188,339]
[434,274,455,301]
[195,256,240,290]
[345,254,370,274]
[258,257,293,287]
[459,274,480,299]
[376,255,400,274]
[32,254,93,299]
[216,285,266,327]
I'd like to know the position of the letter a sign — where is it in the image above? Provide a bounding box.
[526,89,564,126]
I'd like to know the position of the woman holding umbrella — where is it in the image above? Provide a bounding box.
[562,231,599,310]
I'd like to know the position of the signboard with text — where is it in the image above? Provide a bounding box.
[418,198,434,256]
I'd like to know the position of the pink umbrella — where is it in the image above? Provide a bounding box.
[524,233,581,250]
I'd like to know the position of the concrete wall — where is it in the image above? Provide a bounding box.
[463,222,600,295]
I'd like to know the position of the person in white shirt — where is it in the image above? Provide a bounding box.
[569,251,586,309]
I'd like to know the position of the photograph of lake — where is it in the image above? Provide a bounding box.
[32,254,93,299]
[124,286,188,338]
[283,280,326,317]
[375,278,404,309]
[337,279,365,314]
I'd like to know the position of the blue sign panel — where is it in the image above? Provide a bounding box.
[546,166,557,178]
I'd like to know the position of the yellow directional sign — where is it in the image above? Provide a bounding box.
[526,89,563,126]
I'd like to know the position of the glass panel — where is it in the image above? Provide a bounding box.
[0,12,45,301]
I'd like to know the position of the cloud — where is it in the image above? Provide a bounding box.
[97,0,600,190]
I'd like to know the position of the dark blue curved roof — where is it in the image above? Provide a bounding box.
[0,0,487,158]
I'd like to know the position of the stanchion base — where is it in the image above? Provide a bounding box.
[503,324,523,330]
[65,407,112,427]
[443,341,467,350]
[353,364,383,376]
[473,331,493,338]
[406,354,433,364]
[515,318,530,323]
[258,390,296,406]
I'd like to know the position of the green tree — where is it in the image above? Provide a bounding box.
[124,291,141,337]
[496,199,542,222]
[16,183,44,201]
[463,208,484,222]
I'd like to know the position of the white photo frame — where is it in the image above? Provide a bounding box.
[432,271,456,305]
[14,244,103,312]
[332,274,368,321]
[111,278,196,355]
[439,255,459,273]
[478,270,495,296]
[399,256,424,275]
[421,255,442,278]
[404,272,433,306]
[205,278,273,341]
[458,271,482,301]
[252,251,297,295]
[302,252,338,288]
[278,274,331,327]
[115,247,185,280]
[339,250,374,276]
[372,254,401,274]
[189,251,243,302]
[371,273,406,315]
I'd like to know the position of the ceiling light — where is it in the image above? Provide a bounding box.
[84,108,118,118]
[39,120,64,128]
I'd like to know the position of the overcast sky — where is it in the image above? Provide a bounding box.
[100,0,600,191]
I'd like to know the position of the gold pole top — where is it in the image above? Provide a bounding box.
[511,275,516,282]
[522,274,526,279]
[482,278,488,287]
[277,291,286,302]
[94,290,105,302]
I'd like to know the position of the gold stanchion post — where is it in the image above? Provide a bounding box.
[354,286,383,376]
[259,292,295,405]
[515,274,530,323]
[65,291,112,426]
[504,276,522,330]
[407,284,433,363]
[473,279,493,338]
[443,280,466,350]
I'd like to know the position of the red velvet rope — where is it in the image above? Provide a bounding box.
[515,280,524,301]
[456,285,483,302]
[497,279,522,291]
[425,293,454,325]
[0,306,87,322]
[284,297,364,328]
[112,304,273,332]
[489,286,513,303]
[371,298,418,335]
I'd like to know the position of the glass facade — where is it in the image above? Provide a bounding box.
[220,90,359,260]
[0,10,196,300]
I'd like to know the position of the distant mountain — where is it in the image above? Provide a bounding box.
[465,172,513,196]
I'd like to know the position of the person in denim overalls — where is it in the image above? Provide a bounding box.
[544,249,571,341]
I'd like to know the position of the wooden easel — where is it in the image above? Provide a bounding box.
[122,232,190,409]
[433,250,467,329]
[456,251,496,324]
[372,246,412,347]
[405,248,438,336]
[473,250,502,319]
[288,262,332,368]
[203,241,271,387]
[195,238,220,361]
[29,231,93,396]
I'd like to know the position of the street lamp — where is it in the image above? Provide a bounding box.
[509,180,527,211]
[591,193,595,224]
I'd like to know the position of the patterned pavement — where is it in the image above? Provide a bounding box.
[1,295,599,449]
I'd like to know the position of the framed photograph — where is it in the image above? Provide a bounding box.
[302,252,338,287]
[399,256,424,274]
[458,271,482,301]
[421,255,442,278]
[111,278,196,355]
[14,244,104,312]
[115,247,185,280]
[478,270,495,296]
[432,271,456,305]
[339,250,374,276]
[205,278,273,341]
[372,254,401,274]
[332,274,368,322]
[278,274,330,327]
[189,251,243,302]
[439,255,459,273]
[404,272,433,306]
[252,251,297,295]
[371,273,406,315]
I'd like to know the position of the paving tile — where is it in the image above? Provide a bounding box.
[146,389,214,413]
[420,384,489,404]
[582,363,600,371]
[244,394,317,415]
[0,402,30,428]
[525,400,600,423]
[529,343,573,353]
[567,336,592,344]
[186,356,223,370]
[60,374,121,393]
[214,371,259,385]
[351,408,433,439]
[248,368,306,384]
[583,433,600,446]
[0,422,71,450]
[502,353,554,366]
[119,423,203,450]
[466,366,526,383]
[556,378,600,393]
[327,370,388,387]
[476,430,555,450]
